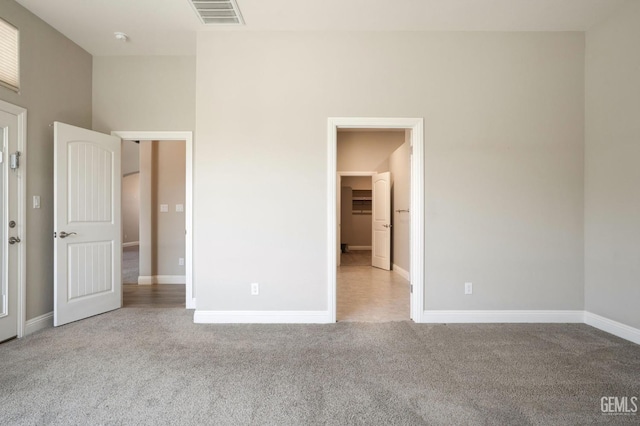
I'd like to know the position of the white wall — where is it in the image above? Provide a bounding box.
[0,0,93,320]
[585,0,640,329]
[195,31,585,313]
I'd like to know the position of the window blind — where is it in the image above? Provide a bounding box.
[0,18,19,92]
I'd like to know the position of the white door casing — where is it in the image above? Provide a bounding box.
[371,172,392,271]
[328,117,424,323]
[0,101,26,341]
[54,122,122,326]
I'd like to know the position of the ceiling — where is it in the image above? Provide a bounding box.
[14,0,627,56]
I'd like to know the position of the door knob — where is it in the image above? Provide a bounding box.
[58,231,77,239]
[9,236,20,244]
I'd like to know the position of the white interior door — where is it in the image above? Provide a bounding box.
[372,172,391,270]
[54,122,122,326]
[0,110,20,341]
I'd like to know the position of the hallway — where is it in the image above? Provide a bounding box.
[337,251,410,322]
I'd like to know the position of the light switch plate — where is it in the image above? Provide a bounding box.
[160,204,169,213]
[176,204,184,212]
[33,195,41,209]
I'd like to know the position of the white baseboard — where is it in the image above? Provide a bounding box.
[421,310,584,324]
[393,264,409,281]
[194,310,332,324]
[584,312,640,345]
[123,241,139,247]
[348,246,371,251]
[25,312,53,335]
[138,275,186,285]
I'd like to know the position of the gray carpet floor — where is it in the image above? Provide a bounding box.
[1,308,639,425]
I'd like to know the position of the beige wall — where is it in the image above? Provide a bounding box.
[338,131,405,172]
[195,31,585,312]
[585,0,640,329]
[0,1,92,320]
[350,213,372,247]
[122,173,140,244]
[389,134,411,272]
[341,178,373,248]
[138,140,186,278]
[340,186,352,244]
[338,132,405,250]
[154,141,186,276]
[341,176,371,190]
[138,141,154,277]
[92,56,195,133]
[122,140,140,176]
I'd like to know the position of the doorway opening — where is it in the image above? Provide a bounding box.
[112,131,194,309]
[120,139,186,308]
[337,131,410,321]
[328,118,424,323]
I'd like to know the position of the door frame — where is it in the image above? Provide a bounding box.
[337,171,376,267]
[0,99,26,337]
[328,117,424,323]
[111,131,195,309]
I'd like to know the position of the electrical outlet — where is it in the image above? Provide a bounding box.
[465,282,473,295]
[178,258,184,266]
[251,283,259,295]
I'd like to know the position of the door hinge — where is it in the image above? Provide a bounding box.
[410,284,413,293]
[0,151,3,163]
[410,145,413,155]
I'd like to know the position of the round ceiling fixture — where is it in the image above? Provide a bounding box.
[114,32,129,42]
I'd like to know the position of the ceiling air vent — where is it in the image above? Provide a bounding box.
[190,0,244,25]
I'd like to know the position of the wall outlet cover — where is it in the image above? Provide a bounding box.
[465,282,473,295]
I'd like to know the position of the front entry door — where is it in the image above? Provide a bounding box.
[54,122,122,326]
[372,172,392,270]
[0,107,23,342]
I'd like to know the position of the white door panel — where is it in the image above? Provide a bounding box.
[372,172,391,270]
[54,122,122,327]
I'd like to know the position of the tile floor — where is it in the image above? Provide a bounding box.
[337,250,410,322]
